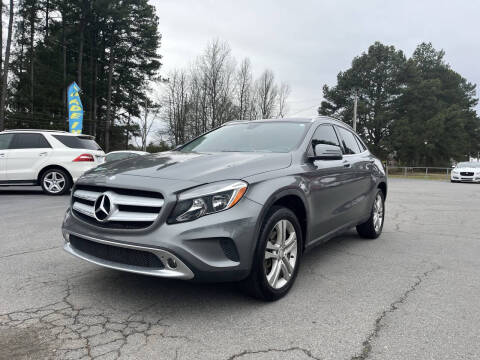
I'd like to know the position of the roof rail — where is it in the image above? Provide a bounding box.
[3,129,69,133]
[314,116,354,130]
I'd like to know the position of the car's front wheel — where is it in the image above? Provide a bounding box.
[40,168,72,195]
[356,189,385,239]
[241,206,303,301]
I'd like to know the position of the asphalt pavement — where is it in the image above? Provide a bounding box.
[1,179,479,360]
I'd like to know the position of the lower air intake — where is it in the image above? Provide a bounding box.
[219,238,240,262]
[69,235,164,269]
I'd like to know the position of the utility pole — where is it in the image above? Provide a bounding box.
[352,91,358,133]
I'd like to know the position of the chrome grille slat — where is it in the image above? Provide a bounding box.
[108,193,164,207]
[72,202,95,217]
[74,189,101,201]
[109,211,158,222]
[72,185,163,229]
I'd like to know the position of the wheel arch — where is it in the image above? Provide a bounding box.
[37,165,73,186]
[254,188,309,253]
[378,181,387,199]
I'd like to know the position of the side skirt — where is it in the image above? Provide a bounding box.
[0,180,38,186]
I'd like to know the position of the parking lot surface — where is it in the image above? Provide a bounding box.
[1,179,479,360]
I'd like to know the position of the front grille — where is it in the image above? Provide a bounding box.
[460,172,474,176]
[69,235,164,268]
[72,185,164,230]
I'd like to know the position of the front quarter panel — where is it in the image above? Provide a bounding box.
[243,168,311,244]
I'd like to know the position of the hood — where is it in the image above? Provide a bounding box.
[86,151,292,184]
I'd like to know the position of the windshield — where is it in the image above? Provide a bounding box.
[179,122,310,153]
[456,162,480,168]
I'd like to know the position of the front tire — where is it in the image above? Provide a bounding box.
[40,169,71,195]
[241,206,303,301]
[356,189,385,239]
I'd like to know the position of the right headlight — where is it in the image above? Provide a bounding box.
[168,180,248,224]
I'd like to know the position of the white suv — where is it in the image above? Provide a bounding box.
[0,130,105,195]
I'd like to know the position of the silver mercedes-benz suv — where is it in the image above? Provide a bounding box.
[62,117,387,301]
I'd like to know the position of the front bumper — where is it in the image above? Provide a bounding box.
[62,196,263,282]
[63,231,195,279]
[451,174,480,183]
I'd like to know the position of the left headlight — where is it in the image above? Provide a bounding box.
[168,180,248,223]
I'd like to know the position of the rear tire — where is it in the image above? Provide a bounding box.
[40,168,71,196]
[356,189,385,239]
[241,206,303,301]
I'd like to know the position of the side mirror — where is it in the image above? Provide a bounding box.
[310,144,343,161]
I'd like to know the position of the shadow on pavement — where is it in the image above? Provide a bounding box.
[70,230,362,309]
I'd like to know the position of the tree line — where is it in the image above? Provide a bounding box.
[319,42,480,166]
[0,0,161,152]
[159,39,291,146]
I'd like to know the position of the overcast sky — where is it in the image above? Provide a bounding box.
[153,0,480,117]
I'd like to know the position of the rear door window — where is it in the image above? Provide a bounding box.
[336,127,361,155]
[0,134,14,150]
[53,135,102,150]
[10,133,52,149]
[354,135,367,152]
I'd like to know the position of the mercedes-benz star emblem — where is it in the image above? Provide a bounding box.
[94,194,112,222]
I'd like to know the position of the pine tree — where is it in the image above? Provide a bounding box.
[318,42,407,158]
[6,0,161,151]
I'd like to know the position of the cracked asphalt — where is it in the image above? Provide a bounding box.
[1,179,479,360]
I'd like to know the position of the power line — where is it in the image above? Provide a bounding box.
[289,103,319,116]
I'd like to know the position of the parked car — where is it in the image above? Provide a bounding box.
[62,117,387,300]
[105,150,149,163]
[451,161,480,183]
[0,129,105,195]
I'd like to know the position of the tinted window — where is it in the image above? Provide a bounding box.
[337,127,361,155]
[311,125,340,148]
[0,134,14,150]
[180,122,310,153]
[53,135,102,150]
[10,133,51,149]
[106,153,140,162]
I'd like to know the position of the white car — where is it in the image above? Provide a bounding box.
[451,162,480,183]
[0,129,105,195]
[105,150,149,163]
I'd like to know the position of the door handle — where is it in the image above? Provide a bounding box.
[0,153,5,158]
[39,152,48,156]
[343,162,351,168]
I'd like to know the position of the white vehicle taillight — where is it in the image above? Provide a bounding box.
[73,154,94,162]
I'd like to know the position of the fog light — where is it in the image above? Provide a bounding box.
[167,258,177,269]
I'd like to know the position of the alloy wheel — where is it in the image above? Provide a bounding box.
[373,193,384,232]
[43,171,66,194]
[264,219,298,289]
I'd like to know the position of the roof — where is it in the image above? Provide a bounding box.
[3,129,69,133]
[224,117,315,126]
[223,116,355,130]
[1,129,94,137]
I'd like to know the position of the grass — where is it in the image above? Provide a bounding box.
[388,173,450,181]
